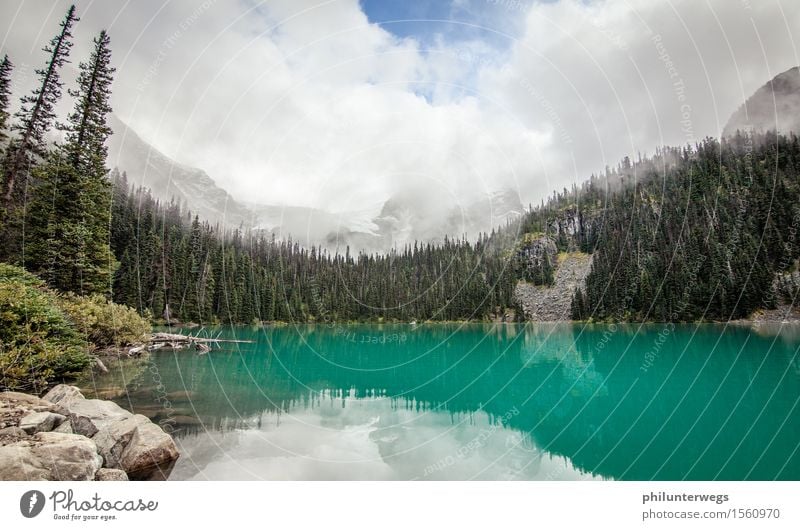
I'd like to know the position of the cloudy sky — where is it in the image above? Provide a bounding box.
[1,0,799,213]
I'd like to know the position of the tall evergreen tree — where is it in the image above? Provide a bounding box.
[64,30,114,180]
[0,55,12,143]
[0,5,78,263]
[27,29,117,295]
[2,5,78,203]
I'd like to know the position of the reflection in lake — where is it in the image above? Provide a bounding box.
[79,323,800,480]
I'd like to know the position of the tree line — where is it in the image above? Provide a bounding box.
[0,5,522,324]
[574,133,800,321]
[514,133,800,321]
[108,170,518,323]
[2,5,797,326]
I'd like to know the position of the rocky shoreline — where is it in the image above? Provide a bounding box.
[0,384,179,481]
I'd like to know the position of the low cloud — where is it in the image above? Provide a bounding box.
[1,0,798,215]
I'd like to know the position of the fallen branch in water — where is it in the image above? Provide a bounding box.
[149,332,254,344]
[126,332,253,356]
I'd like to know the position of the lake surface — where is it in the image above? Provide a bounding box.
[78,323,800,480]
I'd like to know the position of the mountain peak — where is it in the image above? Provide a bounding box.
[723,66,800,137]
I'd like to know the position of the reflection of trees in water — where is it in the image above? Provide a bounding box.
[89,324,800,480]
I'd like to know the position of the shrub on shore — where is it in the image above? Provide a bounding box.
[0,264,90,392]
[58,294,151,349]
[0,264,152,391]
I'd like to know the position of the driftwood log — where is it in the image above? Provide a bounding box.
[127,332,253,356]
[149,332,253,344]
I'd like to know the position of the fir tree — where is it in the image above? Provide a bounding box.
[0,55,12,143]
[64,30,114,180]
[0,5,78,263]
[2,5,78,204]
[27,28,117,295]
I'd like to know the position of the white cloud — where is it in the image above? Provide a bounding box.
[1,0,799,217]
[483,0,800,182]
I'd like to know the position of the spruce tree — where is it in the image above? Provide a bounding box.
[2,5,78,203]
[27,28,117,295]
[0,5,78,263]
[64,30,114,180]
[0,55,12,143]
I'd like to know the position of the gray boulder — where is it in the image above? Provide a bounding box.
[42,384,85,407]
[0,432,102,480]
[95,468,129,481]
[93,414,151,469]
[19,411,66,434]
[58,397,180,480]
[92,413,180,480]
[1,391,64,430]
[67,399,131,437]
[53,421,73,434]
[120,421,180,480]
[0,426,28,440]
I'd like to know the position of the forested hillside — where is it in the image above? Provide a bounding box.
[0,7,523,325]
[1,6,797,326]
[109,170,519,323]
[579,133,800,321]
[514,133,800,321]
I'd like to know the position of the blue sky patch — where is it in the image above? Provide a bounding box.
[359,0,532,49]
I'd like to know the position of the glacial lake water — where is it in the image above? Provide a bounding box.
[78,323,800,480]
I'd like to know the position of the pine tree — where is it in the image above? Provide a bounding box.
[0,5,78,263]
[26,152,90,291]
[2,5,78,204]
[27,28,118,295]
[0,55,12,143]
[64,30,114,180]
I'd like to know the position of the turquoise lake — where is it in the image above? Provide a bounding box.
[79,323,800,480]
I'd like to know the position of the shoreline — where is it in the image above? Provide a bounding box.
[153,307,800,330]
[0,385,180,481]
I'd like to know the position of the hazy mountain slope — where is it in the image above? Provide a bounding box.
[375,188,524,249]
[107,115,523,252]
[723,66,800,137]
[247,202,383,252]
[107,115,256,227]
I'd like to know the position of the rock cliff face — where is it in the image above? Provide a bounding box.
[514,252,593,321]
[0,385,179,481]
[547,207,583,238]
[517,235,558,272]
[546,206,604,251]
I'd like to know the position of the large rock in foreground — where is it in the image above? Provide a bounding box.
[68,398,131,437]
[0,391,65,428]
[1,385,179,480]
[120,419,179,480]
[42,384,86,408]
[0,432,103,480]
[19,411,66,434]
[93,413,179,479]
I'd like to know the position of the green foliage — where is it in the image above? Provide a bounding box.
[64,30,114,180]
[109,178,516,323]
[1,6,78,264]
[26,28,117,295]
[555,133,800,322]
[0,263,90,392]
[26,151,118,295]
[0,55,11,142]
[57,293,150,348]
